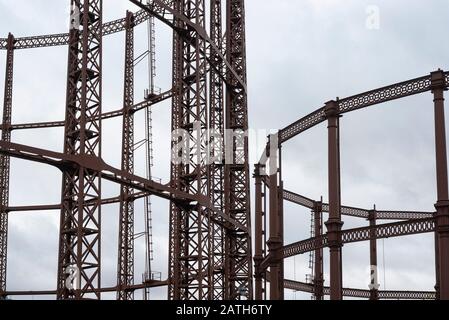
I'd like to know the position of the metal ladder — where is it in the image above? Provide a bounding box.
[143,5,156,300]
[306,211,315,299]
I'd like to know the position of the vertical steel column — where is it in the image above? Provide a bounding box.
[324,100,343,300]
[253,165,263,300]
[209,0,225,300]
[368,209,379,300]
[435,220,440,300]
[313,201,324,300]
[278,144,284,300]
[224,0,252,300]
[0,33,14,299]
[431,70,449,300]
[167,0,182,300]
[262,171,268,300]
[168,0,210,300]
[117,11,135,301]
[57,0,103,300]
[267,139,282,300]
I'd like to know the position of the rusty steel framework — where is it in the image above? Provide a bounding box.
[0,0,252,300]
[0,0,448,301]
[255,70,449,300]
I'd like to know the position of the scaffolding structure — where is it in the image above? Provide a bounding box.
[0,0,252,300]
[0,0,448,301]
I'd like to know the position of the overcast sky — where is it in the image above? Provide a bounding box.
[1,0,449,300]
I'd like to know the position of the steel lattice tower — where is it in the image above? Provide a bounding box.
[209,0,226,300]
[0,33,14,299]
[0,0,448,301]
[57,0,103,299]
[168,0,211,300]
[117,11,135,300]
[224,0,252,300]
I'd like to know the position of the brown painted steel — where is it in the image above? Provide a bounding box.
[325,100,343,300]
[5,279,169,296]
[280,73,449,144]
[283,188,434,220]
[282,277,435,300]
[431,70,449,300]
[0,9,151,50]
[368,210,379,300]
[166,0,212,300]
[313,202,324,300]
[256,69,449,299]
[267,143,281,300]
[56,0,103,300]
[6,192,148,213]
[0,33,14,298]
[253,165,263,300]
[5,90,172,131]
[117,11,135,300]
[209,0,226,300]
[224,0,252,300]
[0,141,246,229]
[1,0,448,301]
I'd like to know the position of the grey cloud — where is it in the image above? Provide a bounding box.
[1,0,448,299]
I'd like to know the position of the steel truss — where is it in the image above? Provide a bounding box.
[209,0,226,300]
[1,0,445,301]
[0,9,151,50]
[282,277,436,300]
[0,33,14,298]
[224,0,252,300]
[167,0,211,300]
[0,0,252,300]
[56,0,103,299]
[117,11,135,300]
[256,70,449,300]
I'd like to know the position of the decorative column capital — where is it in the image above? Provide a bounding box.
[324,100,340,118]
[267,237,283,265]
[325,219,344,248]
[253,255,264,277]
[435,201,449,234]
[313,200,323,213]
[368,209,377,222]
[431,69,447,92]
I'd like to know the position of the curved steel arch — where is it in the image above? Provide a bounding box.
[279,72,449,144]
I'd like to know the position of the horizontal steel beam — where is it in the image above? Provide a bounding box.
[341,217,435,244]
[5,280,169,296]
[281,277,435,300]
[1,90,172,131]
[0,9,150,50]
[376,210,435,220]
[0,141,247,232]
[283,235,328,258]
[6,191,148,213]
[283,189,315,209]
[0,141,200,205]
[281,187,433,220]
[283,218,435,258]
